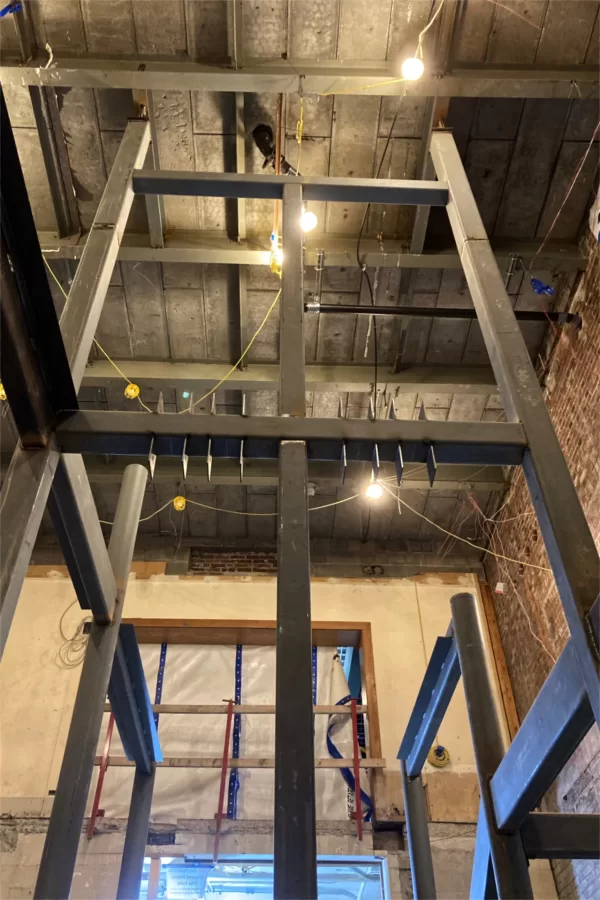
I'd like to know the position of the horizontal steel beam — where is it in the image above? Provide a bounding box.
[490,635,595,832]
[8,456,505,491]
[521,813,600,860]
[132,170,448,205]
[310,303,579,324]
[39,232,588,272]
[398,635,461,776]
[81,361,499,396]
[55,410,527,467]
[2,57,596,98]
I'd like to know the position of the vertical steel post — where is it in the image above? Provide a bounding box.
[274,181,317,899]
[430,132,600,724]
[451,592,533,900]
[400,760,437,900]
[116,766,157,900]
[34,465,148,900]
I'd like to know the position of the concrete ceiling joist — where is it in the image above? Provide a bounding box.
[39,233,587,273]
[1,58,597,99]
[82,361,499,397]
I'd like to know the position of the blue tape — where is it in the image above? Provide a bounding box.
[227,644,243,819]
[326,695,373,821]
[154,643,168,727]
[0,3,22,18]
[312,646,318,704]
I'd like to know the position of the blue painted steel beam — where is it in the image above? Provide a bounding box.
[470,803,498,900]
[490,636,594,832]
[55,411,527,468]
[132,169,449,206]
[397,635,460,776]
[108,624,162,776]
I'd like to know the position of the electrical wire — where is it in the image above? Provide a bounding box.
[179,290,281,414]
[56,599,92,669]
[98,491,364,525]
[296,95,305,176]
[99,497,174,526]
[42,256,154,414]
[529,119,600,273]
[378,481,552,572]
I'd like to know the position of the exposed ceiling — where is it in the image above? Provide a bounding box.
[0,0,598,559]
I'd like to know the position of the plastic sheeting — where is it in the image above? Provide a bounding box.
[98,644,358,822]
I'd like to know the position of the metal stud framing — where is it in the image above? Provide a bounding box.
[1,91,598,899]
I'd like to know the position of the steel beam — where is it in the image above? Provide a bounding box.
[39,231,588,272]
[81,360,500,396]
[451,592,533,900]
[490,636,595,832]
[47,454,117,621]
[398,636,460,777]
[2,57,597,98]
[431,131,600,724]
[520,813,600,860]
[400,760,437,900]
[311,303,578,323]
[274,442,317,899]
[133,170,448,206]
[116,767,157,899]
[34,465,148,900]
[29,87,81,238]
[60,119,150,391]
[141,92,165,249]
[0,446,59,656]
[234,91,248,362]
[54,410,528,467]
[1,456,506,491]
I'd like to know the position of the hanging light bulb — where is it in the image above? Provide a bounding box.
[300,207,318,233]
[401,56,425,81]
[365,481,383,500]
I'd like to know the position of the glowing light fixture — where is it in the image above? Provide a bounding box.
[300,208,318,232]
[365,481,383,500]
[401,56,425,81]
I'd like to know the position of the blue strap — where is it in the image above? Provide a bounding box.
[153,643,167,727]
[0,3,22,18]
[326,695,373,821]
[312,646,318,704]
[227,645,243,819]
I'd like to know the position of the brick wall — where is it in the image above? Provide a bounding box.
[485,238,600,898]
[189,547,277,574]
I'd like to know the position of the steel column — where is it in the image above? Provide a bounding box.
[116,766,157,900]
[470,804,498,900]
[61,119,150,391]
[47,454,117,622]
[34,465,148,900]
[490,635,595,831]
[451,592,533,900]
[0,446,59,655]
[431,131,600,724]
[274,190,316,896]
[400,760,437,900]
[274,441,317,899]
[281,182,305,416]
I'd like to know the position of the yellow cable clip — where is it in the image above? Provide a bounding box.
[124,383,140,400]
[0,383,6,401]
[173,496,186,512]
